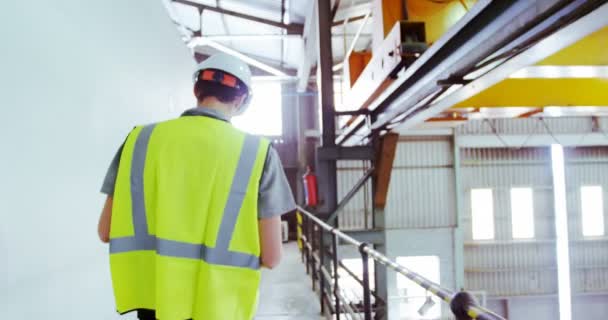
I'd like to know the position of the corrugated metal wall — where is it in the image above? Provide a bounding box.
[337,123,608,298]
[386,136,456,228]
[337,160,373,230]
[460,147,558,296]
[564,147,608,293]
[336,136,455,230]
[460,145,608,296]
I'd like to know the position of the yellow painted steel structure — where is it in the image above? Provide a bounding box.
[452,79,608,108]
[406,0,476,44]
[448,26,608,115]
[539,27,608,66]
[375,0,477,44]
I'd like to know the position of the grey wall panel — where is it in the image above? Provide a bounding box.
[336,137,455,230]
[461,147,557,296]
[337,161,372,230]
[385,168,456,228]
[565,147,608,293]
[386,137,456,229]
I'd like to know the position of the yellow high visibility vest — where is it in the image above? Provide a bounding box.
[109,116,270,320]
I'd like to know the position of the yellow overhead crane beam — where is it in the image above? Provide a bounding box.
[449,26,608,112]
[539,26,608,66]
[451,78,608,108]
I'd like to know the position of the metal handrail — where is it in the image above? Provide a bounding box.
[297,205,505,320]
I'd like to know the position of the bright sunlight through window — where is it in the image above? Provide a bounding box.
[551,144,572,320]
[471,188,495,240]
[396,256,441,319]
[232,81,282,136]
[581,186,605,237]
[511,188,535,239]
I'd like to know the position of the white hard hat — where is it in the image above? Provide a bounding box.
[193,53,253,115]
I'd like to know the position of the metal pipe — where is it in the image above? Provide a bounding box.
[319,226,326,313]
[297,206,505,320]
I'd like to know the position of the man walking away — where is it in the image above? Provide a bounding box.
[97,53,296,320]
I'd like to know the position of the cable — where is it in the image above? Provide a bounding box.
[484,118,510,148]
[540,117,563,145]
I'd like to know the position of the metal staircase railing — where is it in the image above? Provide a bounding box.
[296,206,505,320]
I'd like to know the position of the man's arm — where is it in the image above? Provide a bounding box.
[258,215,283,269]
[257,146,297,269]
[98,196,113,243]
[98,142,124,243]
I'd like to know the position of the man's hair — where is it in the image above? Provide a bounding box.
[194,79,248,104]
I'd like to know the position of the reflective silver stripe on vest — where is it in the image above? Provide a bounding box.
[110,124,261,270]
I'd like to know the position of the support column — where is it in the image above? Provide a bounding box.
[453,134,465,291]
[315,0,337,217]
[372,133,399,320]
[315,0,337,317]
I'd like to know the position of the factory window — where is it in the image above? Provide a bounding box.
[471,188,495,240]
[511,187,535,239]
[581,186,605,236]
[396,256,441,319]
[232,81,282,136]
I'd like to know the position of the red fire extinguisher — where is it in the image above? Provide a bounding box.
[302,166,318,207]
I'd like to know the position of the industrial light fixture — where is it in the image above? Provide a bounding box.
[417,295,436,316]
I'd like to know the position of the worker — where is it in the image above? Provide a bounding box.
[97,53,296,320]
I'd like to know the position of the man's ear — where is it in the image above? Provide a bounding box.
[232,95,247,114]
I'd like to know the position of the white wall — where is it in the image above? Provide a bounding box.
[0,1,194,319]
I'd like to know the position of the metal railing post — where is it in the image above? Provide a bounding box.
[296,206,505,320]
[319,227,325,314]
[303,215,310,275]
[360,243,372,320]
[310,222,317,290]
[331,231,340,320]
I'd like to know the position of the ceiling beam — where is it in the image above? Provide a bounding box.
[189,38,288,76]
[197,34,301,41]
[394,2,608,131]
[296,0,318,92]
[331,0,342,20]
[172,0,304,34]
[333,2,372,24]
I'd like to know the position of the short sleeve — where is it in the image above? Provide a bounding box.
[258,146,296,219]
[100,143,125,195]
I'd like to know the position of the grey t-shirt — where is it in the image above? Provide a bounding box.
[100,108,296,219]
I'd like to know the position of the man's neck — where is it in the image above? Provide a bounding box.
[196,98,234,119]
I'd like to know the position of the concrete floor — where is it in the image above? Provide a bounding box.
[255,242,323,320]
